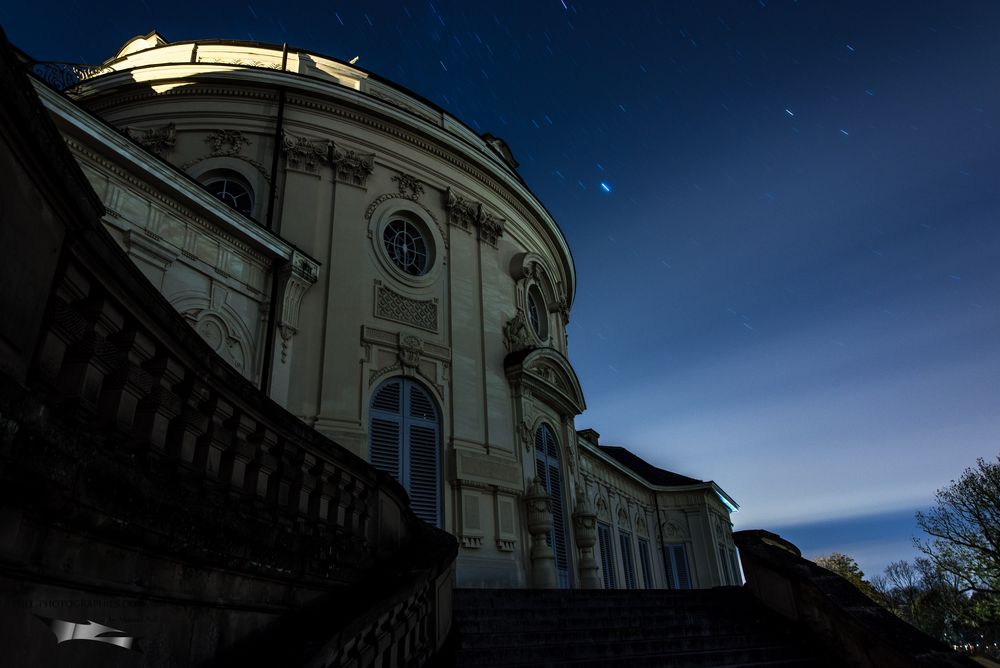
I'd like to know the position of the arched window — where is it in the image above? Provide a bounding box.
[534,422,570,587]
[369,378,440,527]
[200,170,255,217]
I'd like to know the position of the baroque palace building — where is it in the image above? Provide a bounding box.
[29,32,740,592]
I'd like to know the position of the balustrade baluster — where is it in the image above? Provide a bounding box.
[134,352,184,452]
[99,326,155,437]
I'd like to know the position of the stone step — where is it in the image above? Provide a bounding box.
[454,616,766,636]
[455,642,818,667]
[457,629,794,651]
[449,588,824,668]
[454,587,748,609]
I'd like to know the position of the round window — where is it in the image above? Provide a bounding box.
[206,178,254,216]
[383,219,431,276]
[527,286,548,341]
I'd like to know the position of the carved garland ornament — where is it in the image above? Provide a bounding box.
[503,312,533,353]
[282,132,329,173]
[120,122,176,155]
[444,187,506,247]
[331,143,375,187]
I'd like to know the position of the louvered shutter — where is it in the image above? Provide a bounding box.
[598,522,616,589]
[534,423,570,588]
[369,380,402,480]
[369,378,440,527]
[674,545,691,589]
[719,544,733,584]
[638,539,654,589]
[619,531,637,589]
[664,544,692,589]
[728,549,742,585]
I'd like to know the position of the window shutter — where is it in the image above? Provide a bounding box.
[638,539,653,589]
[674,545,691,589]
[729,548,742,585]
[369,378,440,527]
[664,544,692,590]
[719,544,733,584]
[369,417,401,480]
[598,522,616,589]
[534,423,570,588]
[408,424,438,525]
[619,531,637,589]
[548,462,569,579]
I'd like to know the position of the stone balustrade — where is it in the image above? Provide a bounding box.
[0,30,456,666]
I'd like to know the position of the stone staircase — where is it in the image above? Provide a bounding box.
[450,587,828,668]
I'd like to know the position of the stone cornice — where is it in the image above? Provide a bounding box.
[35,79,313,266]
[69,62,575,304]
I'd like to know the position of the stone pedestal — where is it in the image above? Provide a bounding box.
[524,478,556,588]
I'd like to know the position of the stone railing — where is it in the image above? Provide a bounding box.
[734,530,979,668]
[0,28,455,667]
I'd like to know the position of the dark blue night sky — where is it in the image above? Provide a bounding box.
[6,1,1000,576]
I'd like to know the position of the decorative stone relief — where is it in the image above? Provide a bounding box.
[636,514,649,538]
[180,309,249,375]
[573,487,601,589]
[518,420,533,452]
[205,129,250,156]
[397,335,422,371]
[392,173,424,200]
[596,496,610,522]
[503,312,533,352]
[445,188,479,232]
[374,280,438,332]
[331,141,375,187]
[554,292,571,324]
[444,187,506,247]
[362,326,449,397]
[276,251,320,362]
[479,211,505,246]
[180,129,271,183]
[120,122,176,155]
[282,132,329,173]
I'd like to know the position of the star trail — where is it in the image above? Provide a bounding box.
[5,0,1000,576]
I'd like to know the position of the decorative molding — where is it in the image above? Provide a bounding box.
[276,251,320,362]
[206,129,250,156]
[197,56,283,70]
[503,312,533,353]
[367,86,439,123]
[518,420,533,452]
[397,334,422,371]
[391,173,424,200]
[365,331,443,396]
[496,539,516,552]
[282,132,330,173]
[331,141,375,187]
[374,280,438,332]
[479,211,505,246]
[460,536,483,549]
[450,478,522,497]
[444,187,479,233]
[67,138,274,267]
[120,122,176,155]
[444,188,506,247]
[361,325,450,361]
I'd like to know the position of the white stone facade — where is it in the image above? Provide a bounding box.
[36,33,739,589]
